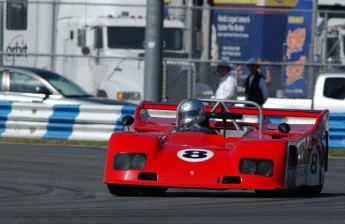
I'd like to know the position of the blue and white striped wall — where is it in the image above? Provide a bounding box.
[0,101,136,141]
[328,113,345,149]
[0,101,344,148]
[265,114,345,149]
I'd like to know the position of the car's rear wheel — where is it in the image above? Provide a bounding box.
[305,185,323,195]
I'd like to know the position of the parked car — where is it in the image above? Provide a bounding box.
[0,66,135,105]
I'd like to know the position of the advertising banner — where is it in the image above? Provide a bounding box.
[284,0,313,98]
[211,0,313,97]
[211,9,256,62]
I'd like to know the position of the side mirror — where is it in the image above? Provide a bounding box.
[278,123,290,134]
[122,115,134,131]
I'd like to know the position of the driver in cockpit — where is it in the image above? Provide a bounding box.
[169,98,215,134]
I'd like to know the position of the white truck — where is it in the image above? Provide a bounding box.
[314,17,345,65]
[0,0,195,103]
[315,0,345,65]
[263,72,345,113]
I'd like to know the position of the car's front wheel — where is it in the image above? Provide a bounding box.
[140,186,168,196]
[107,184,140,196]
[107,184,168,196]
[255,189,288,197]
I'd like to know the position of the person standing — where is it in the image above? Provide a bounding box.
[212,60,238,100]
[244,58,268,107]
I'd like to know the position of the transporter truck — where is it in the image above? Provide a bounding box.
[0,0,199,103]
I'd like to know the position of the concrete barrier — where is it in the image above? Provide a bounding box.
[0,101,344,148]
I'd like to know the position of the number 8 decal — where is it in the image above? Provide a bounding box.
[310,153,318,174]
[308,146,320,185]
[177,149,214,162]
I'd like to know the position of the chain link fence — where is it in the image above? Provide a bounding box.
[0,1,344,103]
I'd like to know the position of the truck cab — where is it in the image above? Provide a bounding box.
[313,73,345,112]
[56,15,186,100]
[54,1,192,103]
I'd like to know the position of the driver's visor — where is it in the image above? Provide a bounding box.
[180,110,199,120]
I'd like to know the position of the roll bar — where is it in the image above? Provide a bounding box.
[199,99,263,138]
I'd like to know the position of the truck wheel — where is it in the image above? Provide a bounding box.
[107,184,140,196]
[97,90,108,98]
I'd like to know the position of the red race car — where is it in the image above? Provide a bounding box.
[104,99,329,196]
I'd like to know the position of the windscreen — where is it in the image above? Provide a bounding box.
[323,77,345,100]
[107,27,183,51]
[326,37,340,58]
[42,73,91,97]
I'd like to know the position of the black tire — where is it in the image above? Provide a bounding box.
[107,184,168,196]
[97,90,108,98]
[255,189,288,197]
[107,184,140,196]
[140,186,168,196]
[305,185,323,195]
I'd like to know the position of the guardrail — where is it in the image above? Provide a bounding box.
[0,101,136,141]
[329,113,345,149]
[0,101,344,148]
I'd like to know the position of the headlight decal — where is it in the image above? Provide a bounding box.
[113,153,147,170]
[239,158,274,177]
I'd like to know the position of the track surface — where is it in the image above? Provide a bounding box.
[0,142,344,224]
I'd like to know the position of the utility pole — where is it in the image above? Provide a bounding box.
[144,0,164,102]
[0,3,3,65]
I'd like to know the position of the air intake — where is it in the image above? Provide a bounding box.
[222,176,241,184]
[138,172,158,181]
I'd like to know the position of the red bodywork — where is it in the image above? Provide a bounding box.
[104,100,329,193]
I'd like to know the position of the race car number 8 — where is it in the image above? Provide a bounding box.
[177,149,214,162]
[310,153,318,175]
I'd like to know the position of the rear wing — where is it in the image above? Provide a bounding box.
[131,99,329,138]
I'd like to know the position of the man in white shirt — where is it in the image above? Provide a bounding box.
[212,60,238,100]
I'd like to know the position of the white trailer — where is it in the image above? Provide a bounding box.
[0,0,54,69]
[0,0,193,102]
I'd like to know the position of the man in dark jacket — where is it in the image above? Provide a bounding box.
[244,58,268,107]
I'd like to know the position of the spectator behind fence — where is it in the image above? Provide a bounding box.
[244,58,268,107]
[211,60,238,100]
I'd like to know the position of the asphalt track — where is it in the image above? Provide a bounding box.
[0,142,345,224]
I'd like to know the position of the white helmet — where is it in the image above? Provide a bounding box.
[177,98,205,128]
